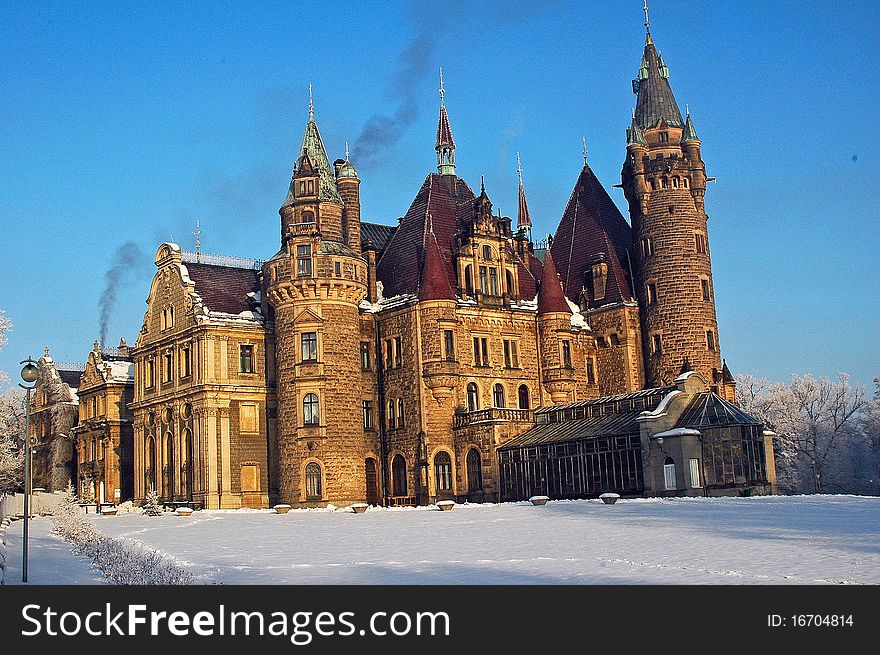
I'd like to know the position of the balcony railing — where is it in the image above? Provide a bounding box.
[453,407,533,429]
[288,222,320,237]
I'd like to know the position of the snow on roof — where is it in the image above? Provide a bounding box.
[566,298,590,330]
[652,427,701,439]
[104,360,134,382]
[675,370,699,383]
[638,389,682,420]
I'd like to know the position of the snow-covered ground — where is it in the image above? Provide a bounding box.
[3,495,878,585]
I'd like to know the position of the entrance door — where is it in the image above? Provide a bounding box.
[365,458,380,505]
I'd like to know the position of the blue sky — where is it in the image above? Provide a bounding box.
[0,1,877,389]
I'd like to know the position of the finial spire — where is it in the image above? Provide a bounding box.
[516,152,523,186]
[439,67,445,107]
[582,137,588,165]
[308,82,314,120]
[435,68,455,175]
[643,0,650,34]
[345,141,350,161]
[194,219,201,263]
[480,175,485,193]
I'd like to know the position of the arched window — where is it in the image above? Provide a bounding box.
[145,436,157,492]
[392,454,407,497]
[301,210,315,224]
[518,385,530,410]
[493,383,505,408]
[387,399,396,429]
[464,265,473,295]
[467,383,479,412]
[303,393,319,425]
[90,438,97,461]
[482,245,493,260]
[397,398,405,428]
[664,456,677,491]
[505,270,515,297]
[182,428,193,499]
[466,449,483,493]
[434,452,452,494]
[305,462,322,499]
[164,431,174,498]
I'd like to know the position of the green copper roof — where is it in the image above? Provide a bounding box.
[626,114,646,146]
[283,115,342,206]
[681,112,699,142]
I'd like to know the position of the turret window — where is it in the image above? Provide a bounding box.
[300,211,315,224]
[586,358,596,384]
[387,399,396,429]
[561,340,572,368]
[301,332,318,362]
[684,178,690,188]
[305,462,322,499]
[397,398,405,428]
[647,283,658,305]
[640,238,654,258]
[303,393,320,425]
[701,278,711,301]
[362,400,374,430]
[694,233,707,254]
[360,342,371,370]
[651,333,663,355]
[659,132,669,143]
[707,330,717,352]
[444,330,455,361]
[296,245,312,275]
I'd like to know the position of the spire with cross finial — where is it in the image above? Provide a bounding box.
[194,220,201,263]
[582,137,588,166]
[308,82,314,120]
[435,67,456,175]
[345,141,350,161]
[516,152,532,232]
[644,0,652,42]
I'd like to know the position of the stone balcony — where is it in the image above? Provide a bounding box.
[453,407,533,430]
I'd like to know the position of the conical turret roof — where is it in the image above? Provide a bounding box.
[282,108,342,206]
[537,250,571,315]
[634,36,683,130]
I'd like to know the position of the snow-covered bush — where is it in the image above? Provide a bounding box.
[50,483,193,584]
[115,500,143,515]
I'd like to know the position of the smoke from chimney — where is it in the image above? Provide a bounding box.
[98,242,146,347]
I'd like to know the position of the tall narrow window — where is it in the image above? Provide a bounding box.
[505,270,515,297]
[561,340,572,368]
[360,342,371,370]
[701,278,711,301]
[394,337,402,368]
[503,340,511,368]
[518,385,530,410]
[146,359,155,388]
[479,266,489,294]
[180,346,191,378]
[489,268,499,295]
[434,452,452,494]
[385,339,393,369]
[647,283,658,305]
[397,398,405,429]
[586,358,596,384]
[297,244,312,275]
[480,338,489,366]
[473,337,480,366]
[467,383,479,412]
[303,393,319,426]
[305,462,322,499]
[664,457,677,491]
[694,233,707,254]
[444,330,455,361]
[301,332,318,362]
[482,245,493,260]
[239,345,254,373]
[162,351,173,382]
[707,330,716,352]
[493,383,505,408]
[300,210,314,224]
[464,265,473,296]
[392,454,407,497]
[689,458,702,488]
[362,400,374,430]
[387,400,396,429]
[466,448,483,493]
[641,237,654,258]
[306,179,314,195]
[659,131,669,143]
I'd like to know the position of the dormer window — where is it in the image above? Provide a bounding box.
[482,245,494,260]
[659,132,669,143]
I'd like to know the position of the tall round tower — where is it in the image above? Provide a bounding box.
[264,97,372,507]
[621,22,725,391]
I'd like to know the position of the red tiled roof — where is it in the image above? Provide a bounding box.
[517,182,532,228]
[184,263,261,315]
[435,105,455,149]
[537,250,570,314]
[551,165,633,308]
[418,230,455,301]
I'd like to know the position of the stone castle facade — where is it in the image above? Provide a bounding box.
[46,21,774,508]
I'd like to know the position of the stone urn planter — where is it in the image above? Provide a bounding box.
[175,506,194,516]
[351,503,369,513]
[529,496,550,506]
[436,500,455,511]
[599,493,620,505]
[274,504,292,514]
[101,507,118,516]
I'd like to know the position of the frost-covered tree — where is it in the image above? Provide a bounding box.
[0,389,26,494]
[0,308,11,386]
[142,486,162,516]
[737,373,868,494]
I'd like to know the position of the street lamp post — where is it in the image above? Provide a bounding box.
[19,357,39,584]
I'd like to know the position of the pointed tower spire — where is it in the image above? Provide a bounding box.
[418,228,455,301]
[435,67,456,175]
[537,250,571,314]
[681,108,699,143]
[308,82,314,120]
[626,107,646,146]
[632,8,683,130]
[516,152,532,232]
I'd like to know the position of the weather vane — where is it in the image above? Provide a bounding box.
[309,82,314,119]
[644,0,650,34]
[516,152,523,186]
[439,67,445,106]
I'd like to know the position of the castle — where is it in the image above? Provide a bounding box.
[29,15,777,508]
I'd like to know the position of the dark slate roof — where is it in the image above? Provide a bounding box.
[360,222,397,254]
[58,369,83,388]
[550,165,633,308]
[501,386,676,450]
[498,410,644,449]
[184,263,261,314]
[634,38,683,130]
[418,230,455,301]
[436,105,455,148]
[675,392,762,428]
